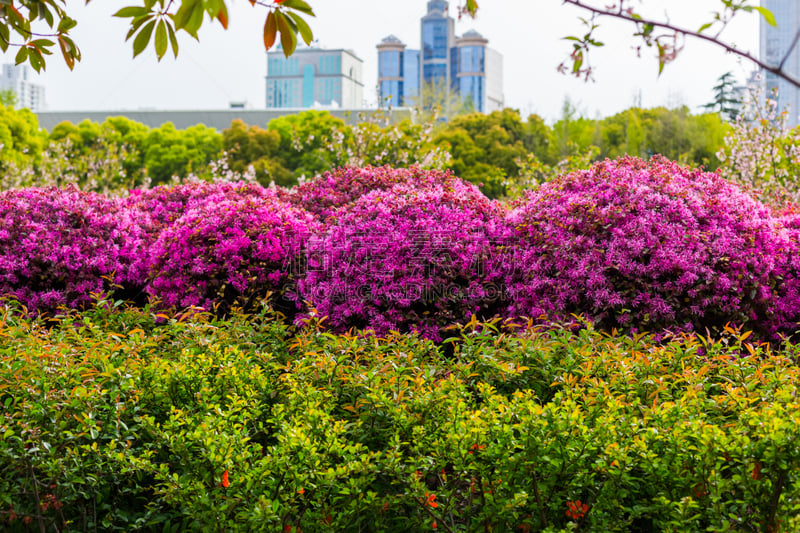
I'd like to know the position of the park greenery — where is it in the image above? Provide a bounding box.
[0,103,732,199]
[6,73,800,530]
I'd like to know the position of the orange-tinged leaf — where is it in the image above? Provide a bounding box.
[222,469,230,488]
[263,10,277,50]
[217,5,228,29]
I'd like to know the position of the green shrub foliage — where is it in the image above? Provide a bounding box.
[1,306,800,532]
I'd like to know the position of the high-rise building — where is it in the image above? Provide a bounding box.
[266,46,363,109]
[0,64,45,110]
[377,0,503,113]
[760,0,800,126]
[376,35,420,107]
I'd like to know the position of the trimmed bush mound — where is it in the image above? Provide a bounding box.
[123,180,272,229]
[499,156,786,337]
[286,165,454,220]
[301,179,504,340]
[0,187,146,314]
[2,306,800,532]
[147,194,318,316]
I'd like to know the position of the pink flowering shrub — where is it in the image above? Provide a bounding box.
[498,156,783,336]
[286,165,456,221]
[147,195,318,317]
[0,187,147,314]
[123,180,272,229]
[300,178,504,340]
[767,217,800,339]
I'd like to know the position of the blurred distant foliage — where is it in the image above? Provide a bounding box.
[0,104,730,198]
[430,105,728,198]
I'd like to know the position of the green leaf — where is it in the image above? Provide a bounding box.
[114,6,150,18]
[698,22,712,33]
[280,0,314,16]
[14,45,28,65]
[275,10,296,56]
[185,1,204,38]
[28,46,44,71]
[287,11,312,46]
[166,19,179,58]
[173,0,203,38]
[57,16,77,32]
[154,18,167,60]
[753,6,777,27]
[133,19,156,58]
[41,5,53,27]
[126,15,152,41]
[0,24,9,51]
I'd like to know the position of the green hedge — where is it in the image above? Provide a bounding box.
[1,304,799,532]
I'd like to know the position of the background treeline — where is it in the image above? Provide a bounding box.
[0,104,727,198]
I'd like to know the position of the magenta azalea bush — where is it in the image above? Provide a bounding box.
[300,178,504,340]
[0,187,146,314]
[123,180,272,229]
[498,156,784,335]
[147,195,318,317]
[286,165,455,220]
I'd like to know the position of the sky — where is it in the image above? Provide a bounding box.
[14,0,762,123]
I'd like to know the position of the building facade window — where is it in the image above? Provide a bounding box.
[458,75,484,111]
[422,19,449,60]
[379,50,402,77]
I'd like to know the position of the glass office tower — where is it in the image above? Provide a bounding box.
[377,1,503,113]
[760,0,800,126]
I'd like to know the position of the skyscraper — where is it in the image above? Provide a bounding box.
[760,0,800,126]
[0,64,45,110]
[266,46,364,109]
[377,1,503,113]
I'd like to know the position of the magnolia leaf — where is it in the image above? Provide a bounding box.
[114,6,149,18]
[166,19,179,58]
[276,11,297,56]
[154,18,167,59]
[132,19,156,57]
[280,0,314,16]
[14,45,27,65]
[286,11,312,45]
[263,10,277,50]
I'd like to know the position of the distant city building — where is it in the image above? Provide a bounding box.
[377,0,503,113]
[0,64,45,110]
[376,35,419,107]
[266,46,363,109]
[760,0,800,126]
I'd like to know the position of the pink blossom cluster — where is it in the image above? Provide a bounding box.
[300,178,504,340]
[4,160,800,341]
[123,180,272,229]
[285,165,453,221]
[0,187,147,314]
[498,156,784,336]
[147,194,318,317]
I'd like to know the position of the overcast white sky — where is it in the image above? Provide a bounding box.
[15,0,761,122]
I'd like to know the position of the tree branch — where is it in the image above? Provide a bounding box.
[563,0,800,89]
[779,29,800,72]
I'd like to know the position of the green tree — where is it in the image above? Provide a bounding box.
[267,110,352,182]
[407,79,471,123]
[702,71,741,122]
[433,109,530,198]
[222,119,292,187]
[0,89,17,108]
[141,122,223,184]
[0,104,47,169]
